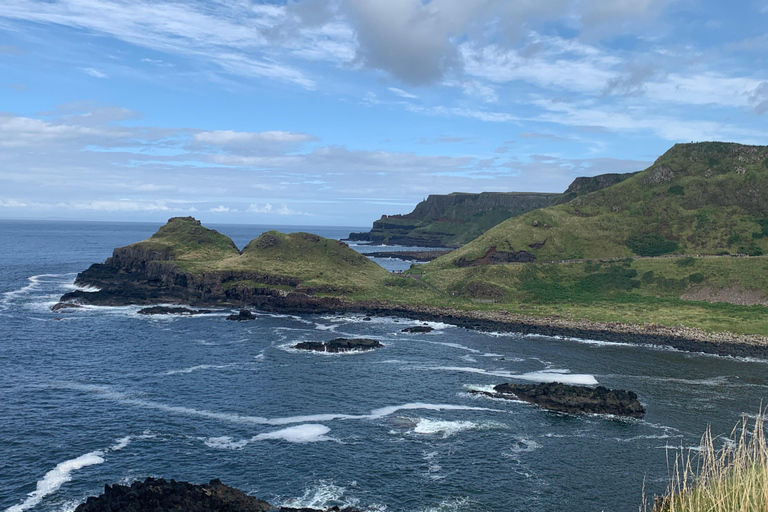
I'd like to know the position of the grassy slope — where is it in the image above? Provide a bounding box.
[127,218,390,294]
[427,142,768,268]
[128,217,241,262]
[361,192,559,247]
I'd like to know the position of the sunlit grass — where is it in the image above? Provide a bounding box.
[645,413,768,512]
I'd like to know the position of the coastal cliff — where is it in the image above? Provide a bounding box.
[348,192,558,247]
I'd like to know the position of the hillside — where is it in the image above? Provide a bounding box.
[426,142,768,269]
[348,192,559,247]
[60,217,391,305]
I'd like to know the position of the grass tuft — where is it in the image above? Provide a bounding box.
[645,412,768,512]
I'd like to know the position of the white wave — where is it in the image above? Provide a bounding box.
[427,366,599,386]
[5,451,105,512]
[202,436,250,450]
[411,419,506,439]
[165,363,239,375]
[419,497,472,512]
[418,340,481,353]
[58,383,501,427]
[502,436,542,457]
[1,274,77,310]
[460,355,477,363]
[253,351,265,361]
[280,481,354,510]
[109,436,132,451]
[254,424,333,443]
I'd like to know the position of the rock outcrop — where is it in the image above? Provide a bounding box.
[293,338,383,353]
[74,478,361,512]
[401,325,434,333]
[471,382,645,418]
[138,306,212,315]
[226,309,257,321]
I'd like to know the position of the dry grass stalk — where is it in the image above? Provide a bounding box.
[644,413,768,512]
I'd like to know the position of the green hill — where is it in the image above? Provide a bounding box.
[427,142,768,269]
[349,192,559,247]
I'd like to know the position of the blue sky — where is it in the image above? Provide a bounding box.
[0,0,767,226]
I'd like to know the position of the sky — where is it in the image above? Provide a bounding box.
[0,0,767,226]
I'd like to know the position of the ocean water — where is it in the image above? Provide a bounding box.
[2,219,768,512]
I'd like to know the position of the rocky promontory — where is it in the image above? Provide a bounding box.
[74,477,361,512]
[471,382,645,418]
[293,338,383,353]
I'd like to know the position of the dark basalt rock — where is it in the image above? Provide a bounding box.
[293,338,383,353]
[51,301,83,311]
[471,382,645,418]
[138,306,212,315]
[227,309,257,321]
[401,325,434,333]
[74,477,361,512]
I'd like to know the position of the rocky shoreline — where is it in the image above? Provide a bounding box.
[74,477,361,512]
[55,285,768,358]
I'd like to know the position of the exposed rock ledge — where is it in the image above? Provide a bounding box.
[470,382,645,418]
[74,477,360,512]
[293,338,383,353]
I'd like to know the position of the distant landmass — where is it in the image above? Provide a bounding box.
[348,172,636,247]
[54,142,768,356]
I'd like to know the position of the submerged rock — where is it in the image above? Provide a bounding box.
[401,325,434,333]
[294,338,383,353]
[227,309,257,321]
[138,306,212,315]
[74,477,361,512]
[471,382,645,418]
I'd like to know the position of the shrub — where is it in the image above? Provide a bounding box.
[668,185,685,196]
[688,273,705,284]
[626,233,680,257]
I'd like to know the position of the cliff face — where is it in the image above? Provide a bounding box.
[349,192,559,247]
[550,172,639,206]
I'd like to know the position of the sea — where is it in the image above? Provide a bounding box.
[2,219,768,512]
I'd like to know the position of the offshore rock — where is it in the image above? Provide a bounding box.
[138,306,212,315]
[293,338,383,353]
[227,309,257,321]
[74,477,361,512]
[401,325,434,333]
[472,382,645,418]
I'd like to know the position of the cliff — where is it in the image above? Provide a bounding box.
[348,192,558,247]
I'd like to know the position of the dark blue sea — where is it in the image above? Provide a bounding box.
[2,220,768,512]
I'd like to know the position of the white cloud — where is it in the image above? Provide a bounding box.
[387,87,418,99]
[80,67,108,79]
[247,203,308,216]
[194,130,316,146]
[209,205,230,213]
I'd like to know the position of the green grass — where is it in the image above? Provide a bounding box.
[426,142,768,269]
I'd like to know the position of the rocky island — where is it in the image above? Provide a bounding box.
[471,382,645,418]
[293,338,383,353]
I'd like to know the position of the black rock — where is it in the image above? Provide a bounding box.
[73,477,362,512]
[138,306,212,315]
[227,309,256,321]
[401,325,434,333]
[51,302,83,311]
[362,317,372,321]
[293,338,383,353]
[470,382,645,418]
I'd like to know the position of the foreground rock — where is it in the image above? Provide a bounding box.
[471,382,645,418]
[51,301,83,311]
[138,306,212,315]
[294,338,383,353]
[227,309,257,321]
[74,477,361,512]
[401,325,434,333]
